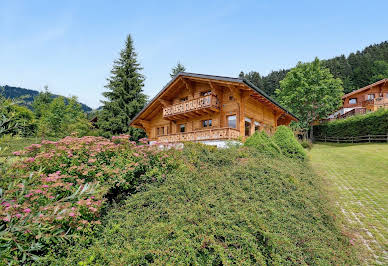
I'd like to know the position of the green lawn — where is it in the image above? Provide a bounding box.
[309,143,388,265]
[0,136,41,157]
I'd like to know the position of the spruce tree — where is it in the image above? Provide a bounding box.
[98,34,147,138]
[170,62,186,78]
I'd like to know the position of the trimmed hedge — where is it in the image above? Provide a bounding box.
[314,109,388,138]
[244,131,282,156]
[273,126,306,160]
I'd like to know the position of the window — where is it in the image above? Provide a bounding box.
[179,124,185,133]
[229,96,234,101]
[254,121,261,132]
[180,96,188,102]
[245,118,251,136]
[227,115,236,128]
[349,98,357,104]
[200,90,211,97]
[367,94,375,100]
[156,126,167,136]
[202,119,212,128]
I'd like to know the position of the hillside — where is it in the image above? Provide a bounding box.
[240,41,388,96]
[0,85,92,112]
[44,144,359,265]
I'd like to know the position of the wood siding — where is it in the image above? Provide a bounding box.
[130,74,296,143]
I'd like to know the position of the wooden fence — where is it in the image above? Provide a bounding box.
[314,134,388,143]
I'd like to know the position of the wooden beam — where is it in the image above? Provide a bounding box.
[182,78,195,98]
[158,98,171,107]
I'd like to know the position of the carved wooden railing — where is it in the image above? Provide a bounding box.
[156,127,240,143]
[163,95,220,118]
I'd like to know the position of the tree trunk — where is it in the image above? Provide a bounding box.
[310,125,314,141]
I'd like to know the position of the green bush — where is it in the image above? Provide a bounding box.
[273,126,306,160]
[244,131,282,156]
[0,97,36,136]
[314,109,388,138]
[0,135,177,264]
[300,140,313,150]
[46,143,358,265]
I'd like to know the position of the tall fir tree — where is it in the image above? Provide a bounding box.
[170,62,186,78]
[98,34,148,138]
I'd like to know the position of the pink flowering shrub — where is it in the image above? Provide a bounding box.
[0,135,177,264]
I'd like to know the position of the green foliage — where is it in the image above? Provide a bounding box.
[240,41,388,96]
[0,136,177,264]
[170,61,186,78]
[314,108,388,138]
[37,96,91,138]
[97,34,148,138]
[47,144,358,265]
[244,131,282,156]
[1,85,92,112]
[273,126,306,160]
[0,95,36,136]
[300,140,313,150]
[276,58,344,134]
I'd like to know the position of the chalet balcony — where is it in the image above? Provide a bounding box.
[163,95,220,120]
[156,127,240,143]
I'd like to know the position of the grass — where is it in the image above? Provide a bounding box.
[309,143,388,264]
[0,136,41,157]
[42,144,358,265]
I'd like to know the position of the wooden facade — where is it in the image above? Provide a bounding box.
[130,73,297,144]
[342,79,388,112]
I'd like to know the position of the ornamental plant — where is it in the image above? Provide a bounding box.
[0,135,177,264]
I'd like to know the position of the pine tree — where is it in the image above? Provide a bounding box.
[98,35,147,138]
[170,62,186,78]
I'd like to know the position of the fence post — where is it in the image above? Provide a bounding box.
[352,136,353,144]
[368,135,371,143]
[325,136,327,142]
[387,134,388,143]
[337,137,339,143]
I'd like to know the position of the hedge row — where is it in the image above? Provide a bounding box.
[314,109,388,138]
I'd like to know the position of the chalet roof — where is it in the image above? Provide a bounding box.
[129,72,298,125]
[342,78,388,99]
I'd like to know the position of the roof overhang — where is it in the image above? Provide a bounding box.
[342,78,388,99]
[130,72,298,128]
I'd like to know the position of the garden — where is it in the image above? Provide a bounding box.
[0,127,360,264]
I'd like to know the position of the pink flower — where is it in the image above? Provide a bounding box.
[15,213,22,218]
[35,189,43,194]
[23,208,31,213]
[69,212,75,217]
[42,185,49,188]
[89,207,97,212]
[25,157,35,163]
[24,193,33,198]
[88,158,96,163]
[2,217,10,222]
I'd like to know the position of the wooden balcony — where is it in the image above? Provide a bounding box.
[163,95,220,120]
[156,127,240,143]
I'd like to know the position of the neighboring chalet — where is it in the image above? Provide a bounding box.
[130,73,297,147]
[327,78,388,120]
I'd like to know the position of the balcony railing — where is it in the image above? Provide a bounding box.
[156,127,240,143]
[163,95,220,119]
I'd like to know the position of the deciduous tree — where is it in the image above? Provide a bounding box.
[276,58,343,139]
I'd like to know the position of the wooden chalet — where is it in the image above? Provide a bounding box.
[130,73,298,146]
[326,78,388,121]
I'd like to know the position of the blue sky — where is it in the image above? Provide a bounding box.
[1,0,387,108]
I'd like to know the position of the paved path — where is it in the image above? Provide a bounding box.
[309,143,388,265]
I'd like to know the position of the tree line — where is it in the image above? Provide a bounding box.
[240,41,388,96]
